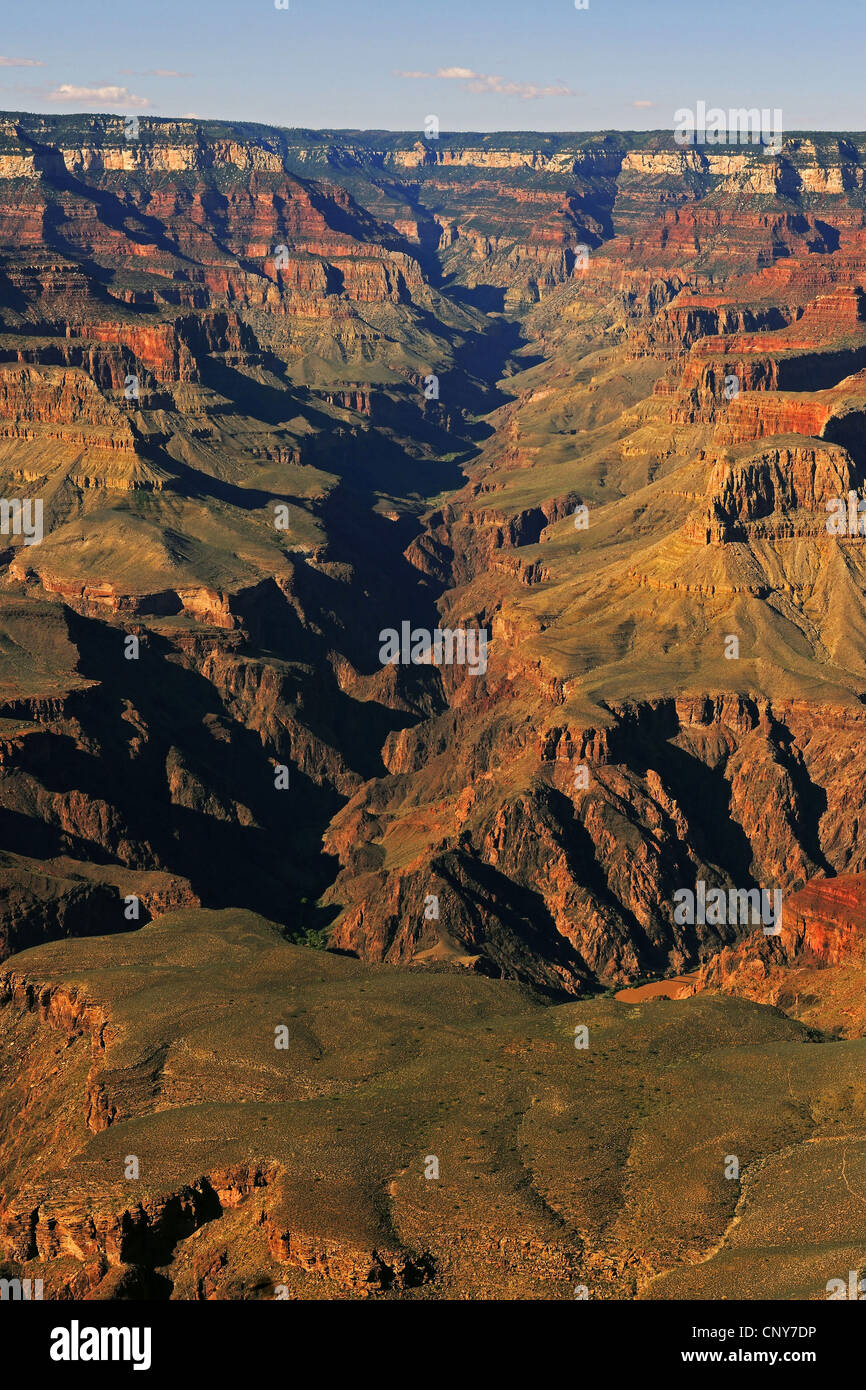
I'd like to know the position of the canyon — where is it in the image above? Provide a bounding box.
[0,114,865,1298]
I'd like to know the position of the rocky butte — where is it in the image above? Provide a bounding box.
[0,114,865,1299]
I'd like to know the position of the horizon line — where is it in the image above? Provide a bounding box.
[2,110,866,138]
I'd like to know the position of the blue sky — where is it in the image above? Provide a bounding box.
[0,0,862,133]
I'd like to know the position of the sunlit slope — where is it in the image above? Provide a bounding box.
[0,907,863,1300]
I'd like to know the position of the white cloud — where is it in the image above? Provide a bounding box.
[46,84,151,108]
[466,74,572,99]
[120,68,191,78]
[0,56,44,68]
[398,66,573,100]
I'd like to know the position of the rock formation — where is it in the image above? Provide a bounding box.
[0,115,865,1298]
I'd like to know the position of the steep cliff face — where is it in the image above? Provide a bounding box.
[289,129,866,989]
[693,872,866,1036]
[0,114,500,959]
[2,114,866,993]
